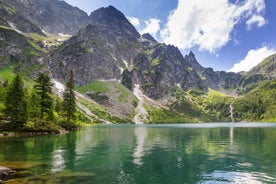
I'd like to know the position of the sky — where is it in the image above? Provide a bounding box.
[63,0,276,72]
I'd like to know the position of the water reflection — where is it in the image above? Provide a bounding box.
[230,126,234,145]
[133,127,148,166]
[51,149,65,173]
[200,170,276,184]
[0,123,276,184]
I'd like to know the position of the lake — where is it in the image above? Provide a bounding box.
[1,123,276,184]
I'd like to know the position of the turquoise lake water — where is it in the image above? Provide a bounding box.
[1,123,276,183]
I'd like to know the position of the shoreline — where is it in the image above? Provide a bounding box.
[0,129,69,137]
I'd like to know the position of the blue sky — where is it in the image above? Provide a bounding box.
[64,0,276,72]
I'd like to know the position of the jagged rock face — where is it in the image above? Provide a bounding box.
[89,6,140,39]
[0,2,44,35]
[132,44,207,98]
[142,33,158,43]
[0,27,47,76]
[185,51,243,91]
[50,23,141,85]
[185,52,204,72]
[1,0,88,35]
[0,28,36,65]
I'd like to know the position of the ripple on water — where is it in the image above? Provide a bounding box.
[199,170,276,184]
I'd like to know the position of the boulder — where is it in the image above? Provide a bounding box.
[0,166,15,183]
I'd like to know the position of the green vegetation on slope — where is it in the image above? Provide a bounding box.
[166,87,233,122]
[76,81,109,93]
[144,104,195,124]
[0,65,15,82]
[233,80,276,122]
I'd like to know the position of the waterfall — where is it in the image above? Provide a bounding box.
[229,103,234,123]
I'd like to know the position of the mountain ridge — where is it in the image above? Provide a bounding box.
[0,0,276,123]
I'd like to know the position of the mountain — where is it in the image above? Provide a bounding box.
[0,0,88,35]
[233,79,276,121]
[1,0,276,123]
[129,44,207,98]
[49,6,141,85]
[232,53,276,95]
[49,5,206,99]
[185,52,243,94]
[0,1,44,35]
[0,26,46,78]
[249,53,276,77]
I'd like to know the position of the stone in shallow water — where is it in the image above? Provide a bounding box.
[0,166,15,182]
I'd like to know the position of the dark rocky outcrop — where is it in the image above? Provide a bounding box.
[131,45,207,98]
[142,33,158,43]
[89,6,140,39]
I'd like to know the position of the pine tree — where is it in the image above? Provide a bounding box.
[27,89,40,118]
[34,73,53,120]
[4,74,27,130]
[62,71,76,125]
[55,96,62,115]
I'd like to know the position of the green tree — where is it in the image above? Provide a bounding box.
[4,74,27,130]
[27,89,40,118]
[55,96,62,115]
[34,73,53,120]
[62,71,76,125]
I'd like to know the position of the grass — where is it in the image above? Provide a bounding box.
[208,88,226,97]
[0,65,15,82]
[113,83,131,103]
[29,33,47,42]
[0,25,14,31]
[76,81,109,93]
[151,58,160,66]
[27,40,45,52]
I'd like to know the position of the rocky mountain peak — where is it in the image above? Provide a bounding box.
[89,5,140,38]
[185,51,204,72]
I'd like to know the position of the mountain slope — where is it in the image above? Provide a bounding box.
[0,0,88,35]
[0,26,47,78]
[233,79,276,121]
[130,44,207,98]
[0,1,44,35]
[249,53,276,77]
[185,52,243,94]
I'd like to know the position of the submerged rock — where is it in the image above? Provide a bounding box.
[0,166,15,183]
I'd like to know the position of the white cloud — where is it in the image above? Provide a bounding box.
[140,18,161,38]
[228,46,276,73]
[127,16,141,28]
[246,15,266,29]
[161,0,266,53]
